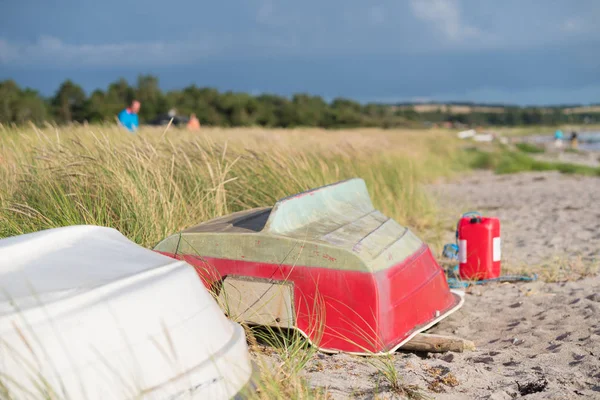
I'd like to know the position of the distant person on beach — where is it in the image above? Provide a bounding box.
[554,129,564,148]
[118,100,141,133]
[187,113,201,131]
[570,131,578,150]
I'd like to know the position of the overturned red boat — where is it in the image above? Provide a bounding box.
[155,178,464,355]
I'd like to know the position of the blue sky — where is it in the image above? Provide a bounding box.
[1,0,599,105]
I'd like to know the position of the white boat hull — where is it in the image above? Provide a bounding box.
[0,226,253,400]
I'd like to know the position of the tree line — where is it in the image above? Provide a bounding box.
[1,75,598,128]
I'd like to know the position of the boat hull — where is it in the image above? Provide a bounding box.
[158,243,463,355]
[154,178,465,355]
[0,226,254,400]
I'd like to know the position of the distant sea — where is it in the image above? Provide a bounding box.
[529,131,600,151]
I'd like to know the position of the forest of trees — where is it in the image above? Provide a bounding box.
[1,75,598,129]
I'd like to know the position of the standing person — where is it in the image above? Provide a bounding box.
[118,100,141,133]
[570,131,578,150]
[554,129,564,148]
[187,113,201,131]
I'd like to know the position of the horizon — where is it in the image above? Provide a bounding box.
[2,1,599,106]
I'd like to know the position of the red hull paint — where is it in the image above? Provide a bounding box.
[157,244,459,354]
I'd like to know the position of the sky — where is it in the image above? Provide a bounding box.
[1,0,599,105]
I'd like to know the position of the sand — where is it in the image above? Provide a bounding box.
[430,170,600,266]
[302,276,600,399]
[254,171,600,399]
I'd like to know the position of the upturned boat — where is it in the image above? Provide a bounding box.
[155,178,464,355]
[0,225,254,399]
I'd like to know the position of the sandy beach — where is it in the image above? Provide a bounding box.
[253,171,600,399]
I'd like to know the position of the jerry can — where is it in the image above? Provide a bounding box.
[458,214,501,280]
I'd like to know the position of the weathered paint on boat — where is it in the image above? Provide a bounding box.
[155,178,464,355]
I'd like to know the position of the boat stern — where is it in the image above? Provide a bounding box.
[374,244,464,354]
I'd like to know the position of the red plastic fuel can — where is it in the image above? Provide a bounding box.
[458,215,501,280]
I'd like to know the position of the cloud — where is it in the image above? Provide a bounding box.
[409,0,479,41]
[0,35,223,67]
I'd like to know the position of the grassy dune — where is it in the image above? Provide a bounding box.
[0,124,469,250]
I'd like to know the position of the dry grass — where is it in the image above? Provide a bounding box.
[367,356,430,399]
[245,328,328,400]
[0,124,468,248]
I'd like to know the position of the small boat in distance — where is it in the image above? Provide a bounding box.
[155,178,464,355]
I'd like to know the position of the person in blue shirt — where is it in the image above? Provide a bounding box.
[118,100,141,132]
[554,129,563,148]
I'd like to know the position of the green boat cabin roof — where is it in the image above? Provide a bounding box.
[156,179,425,272]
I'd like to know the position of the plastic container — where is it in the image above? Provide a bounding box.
[458,215,501,280]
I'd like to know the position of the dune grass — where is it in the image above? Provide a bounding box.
[0,124,469,249]
[515,142,545,154]
[367,356,430,399]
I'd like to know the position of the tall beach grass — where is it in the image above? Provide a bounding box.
[0,124,469,249]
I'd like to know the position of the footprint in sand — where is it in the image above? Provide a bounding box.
[546,344,561,352]
[586,293,600,302]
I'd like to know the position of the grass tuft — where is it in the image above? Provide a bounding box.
[466,146,600,176]
[515,142,545,154]
[368,356,430,399]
